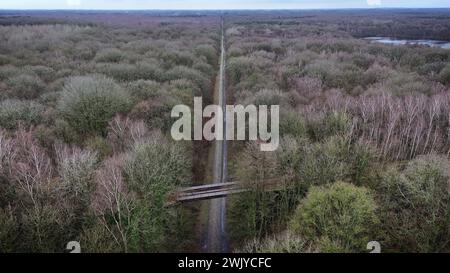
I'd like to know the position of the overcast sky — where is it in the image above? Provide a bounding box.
[1,0,450,10]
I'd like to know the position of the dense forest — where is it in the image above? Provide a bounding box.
[0,11,220,252]
[225,10,450,253]
[1,10,450,253]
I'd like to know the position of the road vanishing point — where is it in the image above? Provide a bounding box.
[206,17,228,253]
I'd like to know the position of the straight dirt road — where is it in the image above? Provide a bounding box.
[205,17,228,253]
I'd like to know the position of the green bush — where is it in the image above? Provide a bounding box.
[399,52,426,69]
[167,79,202,105]
[39,91,61,108]
[123,135,191,252]
[306,111,350,141]
[34,125,57,150]
[85,136,112,160]
[279,111,307,138]
[95,63,135,81]
[135,62,165,82]
[383,72,433,95]
[229,142,284,241]
[79,219,120,253]
[418,62,446,76]
[56,146,98,205]
[276,137,305,183]
[129,95,182,131]
[0,54,13,66]
[94,48,126,63]
[126,80,161,101]
[289,136,377,188]
[0,65,20,81]
[193,61,215,79]
[363,64,390,86]
[126,199,182,252]
[439,65,450,87]
[346,141,378,187]
[96,62,164,82]
[298,137,350,187]
[227,56,254,84]
[195,44,218,65]
[19,204,67,252]
[255,40,284,55]
[54,119,79,144]
[252,89,285,106]
[303,60,363,92]
[424,51,448,63]
[0,207,18,252]
[57,76,131,136]
[307,40,356,54]
[289,182,379,252]
[379,154,450,252]
[0,99,44,129]
[166,66,210,94]
[236,72,278,93]
[6,74,45,99]
[351,53,375,70]
[160,50,195,67]
[23,65,56,82]
[124,136,190,203]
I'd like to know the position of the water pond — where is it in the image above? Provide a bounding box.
[365,37,450,49]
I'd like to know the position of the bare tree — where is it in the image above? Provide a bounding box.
[0,130,16,177]
[305,90,450,160]
[93,155,134,252]
[10,129,52,207]
[107,115,150,154]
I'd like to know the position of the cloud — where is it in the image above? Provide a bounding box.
[66,0,81,7]
[367,0,381,6]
